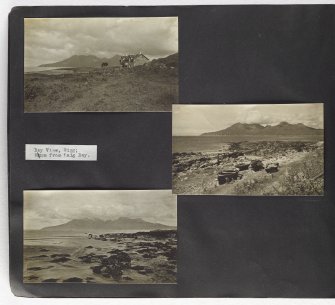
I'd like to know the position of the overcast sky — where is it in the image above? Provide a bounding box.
[24,17,178,67]
[173,103,324,136]
[24,190,176,230]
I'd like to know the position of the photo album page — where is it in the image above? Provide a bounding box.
[8,5,335,298]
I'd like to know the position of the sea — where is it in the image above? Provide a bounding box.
[172,135,324,153]
[24,229,158,246]
[24,66,74,75]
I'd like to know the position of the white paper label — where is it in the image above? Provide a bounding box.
[25,144,97,161]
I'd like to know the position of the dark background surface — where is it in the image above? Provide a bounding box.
[8,5,335,297]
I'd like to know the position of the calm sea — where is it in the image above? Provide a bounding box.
[24,229,158,240]
[24,66,74,74]
[172,135,324,153]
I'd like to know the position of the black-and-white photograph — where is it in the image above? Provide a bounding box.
[24,17,178,112]
[172,104,324,196]
[24,190,177,284]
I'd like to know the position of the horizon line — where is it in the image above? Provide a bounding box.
[174,121,324,136]
[25,51,178,68]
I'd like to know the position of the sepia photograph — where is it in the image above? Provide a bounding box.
[23,190,177,284]
[24,17,178,112]
[172,104,324,196]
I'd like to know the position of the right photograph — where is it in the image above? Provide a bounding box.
[172,103,324,196]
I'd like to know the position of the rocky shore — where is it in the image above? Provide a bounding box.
[172,141,323,195]
[24,229,177,284]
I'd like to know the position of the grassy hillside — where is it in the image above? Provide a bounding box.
[230,148,324,195]
[151,53,178,68]
[24,66,178,112]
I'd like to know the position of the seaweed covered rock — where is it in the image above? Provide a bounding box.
[90,249,131,280]
[63,277,83,282]
[79,253,107,264]
[142,253,157,259]
[91,264,123,280]
[164,247,177,260]
[144,230,177,239]
[137,268,154,275]
[26,275,39,280]
[42,278,58,282]
[131,265,146,271]
[91,265,103,274]
[50,253,71,258]
[31,254,48,258]
[50,256,71,263]
[104,249,131,269]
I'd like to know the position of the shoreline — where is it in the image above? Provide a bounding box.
[172,140,324,195]
[24,229,177,284]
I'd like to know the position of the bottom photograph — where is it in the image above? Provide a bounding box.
[23,190,177,284]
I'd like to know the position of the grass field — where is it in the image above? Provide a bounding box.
[24,66,178,112]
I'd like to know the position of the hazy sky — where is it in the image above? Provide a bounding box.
[173,104,324,136]
[24,190,177,230]
[24,17,178,67]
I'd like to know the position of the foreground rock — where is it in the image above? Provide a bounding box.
[88,249,131,280]
[265,163,279,173]
[87,229,177,241]
[42,278,58,282]
[24,229,177,284]
[249,160,264,171]
[63,277,83,283]
[50,256,71,263]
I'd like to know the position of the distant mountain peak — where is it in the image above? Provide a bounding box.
[201,122,323,136]
[41,216,175,232]
[278,121,290,126]
[39,54,122,68]
[39,52,178,69]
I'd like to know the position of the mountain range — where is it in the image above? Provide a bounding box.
[201,122,323,136]
[39,54,122,68]
[151,53,178,68]
[41,217,175,232]
[39,53,178,68]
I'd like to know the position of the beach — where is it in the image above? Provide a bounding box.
[24,229,177,284]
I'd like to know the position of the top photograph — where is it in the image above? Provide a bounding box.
[24,17,179,112]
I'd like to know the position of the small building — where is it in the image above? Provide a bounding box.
[120,52,150,68]
[133,53,150,66]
